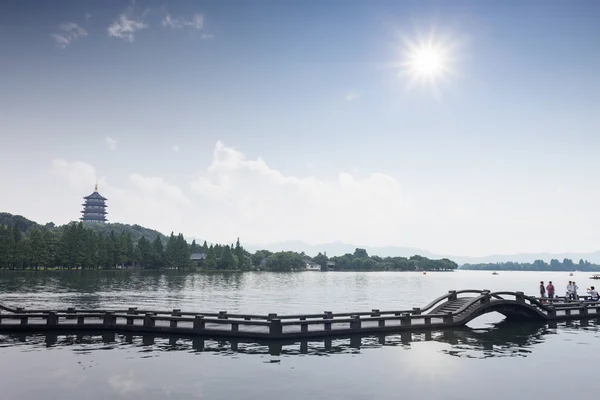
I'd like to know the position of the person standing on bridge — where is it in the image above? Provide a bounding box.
[572,281,579,300]
[540,281,546,298]
[546,281,555,299]
[566,281,575,300]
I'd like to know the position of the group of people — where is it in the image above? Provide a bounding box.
[539,280,600,301]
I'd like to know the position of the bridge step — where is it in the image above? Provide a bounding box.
[430,298,474,314]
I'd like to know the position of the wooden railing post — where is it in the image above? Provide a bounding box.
[547,306,556,318]
[170,319,178,328]
[480,290,491,305]
[412,307,421,315]
[516,292,525,303]
[448,290,457,301]
[127,307,137,314]
[378,319,385,327]
[350,315,361,330]
[103,312,115,327]
[144,313,155,327]
[324,311,333,319]
[47,311,58,326]
[443,312,453,324]
[218,311,228,319]
[301,322,308,332]
[67,307,76,320]
[267,313,278,321]
[77,315,85,325]
[401,313,412,327]
[580,305,588,316]
[371,309,381,317]
[172,309,181,317]
[21,315,28,325]
[324,321,332,331]
[231,322,239,332]
[270,318,282,336]
[193,316,205,332]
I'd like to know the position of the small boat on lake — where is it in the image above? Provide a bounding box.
[492,272,499,275]
[590,275,600,280]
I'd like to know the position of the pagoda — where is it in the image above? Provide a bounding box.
[80,183,108,223]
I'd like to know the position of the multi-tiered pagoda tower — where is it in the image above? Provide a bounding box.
[80,183,108,223]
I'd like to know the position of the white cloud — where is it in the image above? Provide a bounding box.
[107,11,148,42]
[105,137,117,151]
[162,13,204,30]
[51,23,88,49]
[190,141,408,245]
[130,173,190,205]
[345,93,359,102]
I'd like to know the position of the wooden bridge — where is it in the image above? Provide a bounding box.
[1,289,599,340]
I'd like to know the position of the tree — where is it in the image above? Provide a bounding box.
[205,245,217,269]
[151,234,165,269]
[219,245,236,270]
[354,248,369,258]
[314,252,328,268]
[190,240,199,254]
[234,238,244,269]
[15,237,31,268]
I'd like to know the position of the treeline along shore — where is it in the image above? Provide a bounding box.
[0,213,457,272]
[461,259,600,272]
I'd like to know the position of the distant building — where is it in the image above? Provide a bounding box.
[325,261,336,271]
[190,252,207,267]
[304,260,321,271]
[81,183,108,223]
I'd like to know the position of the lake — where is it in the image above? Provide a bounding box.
[1,270,599,399]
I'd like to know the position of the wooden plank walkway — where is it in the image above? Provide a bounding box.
[1,289,600,340]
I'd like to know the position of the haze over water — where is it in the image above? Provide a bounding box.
[1,270,600,400]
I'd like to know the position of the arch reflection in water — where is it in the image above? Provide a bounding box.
[1,319,597,359]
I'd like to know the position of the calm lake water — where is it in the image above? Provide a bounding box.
[1,270,599,399]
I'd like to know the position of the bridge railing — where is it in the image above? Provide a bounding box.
[418,289,489,314]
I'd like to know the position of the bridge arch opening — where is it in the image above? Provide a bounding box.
[465,312,505,329]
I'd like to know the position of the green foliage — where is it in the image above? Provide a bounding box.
[462,258,600,272]
[328,250,457,271]
[265,252,305,271]
[0,213,460,272]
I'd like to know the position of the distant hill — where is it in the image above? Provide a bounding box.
[0,212,47,233]
[0,212,168,244]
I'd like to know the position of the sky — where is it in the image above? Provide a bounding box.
[0,0,599,257]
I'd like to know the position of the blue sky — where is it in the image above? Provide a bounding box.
[1,0,599,256]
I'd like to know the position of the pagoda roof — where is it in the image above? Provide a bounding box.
[84,191,107,201]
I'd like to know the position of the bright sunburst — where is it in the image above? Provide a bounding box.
[408,44,446,78]
[394,29,460,97]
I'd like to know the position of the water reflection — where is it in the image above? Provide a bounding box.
[2,319,597,359]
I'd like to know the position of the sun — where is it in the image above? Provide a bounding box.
[393,29,461,96]
[402,40,451,85]
[409,45,445,77]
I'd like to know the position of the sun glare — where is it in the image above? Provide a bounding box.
[394,29,460,97]
[410,46,445,77]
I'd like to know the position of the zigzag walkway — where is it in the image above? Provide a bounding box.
[1,290,599,340]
